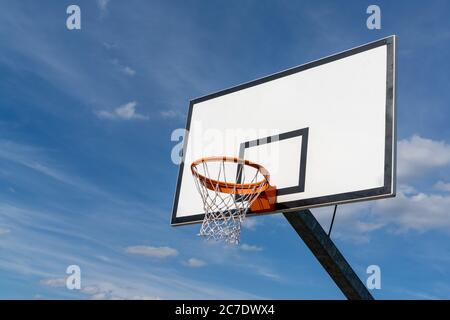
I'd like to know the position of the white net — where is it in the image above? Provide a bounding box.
[191,157,269,244]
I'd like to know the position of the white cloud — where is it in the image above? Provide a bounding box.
[0,228,10,236]
[255,269,281,280]
[125,245,179,258]
[323,186,450,243]
[373,190,450,232]
[129,295,161,300]
[398,135,450,180]
[97,0,111,12]
[241,218,260,230]
[102,42,117,50]
[230,260,281,281]
[352,221,384,233]
[240,244,263,252]
[40,278,66,288]
[398,184,417,195]
[122,66,136,76]
[82,285,100,295]
[95,110,116,120]
[160,109,184,120]
[96,101,148,121]
[96,255,112,262]
[111,59,136,76]
[115,102,145,119]
[434,181,450,192]
[183,258,206,268]
[81,283,160,300]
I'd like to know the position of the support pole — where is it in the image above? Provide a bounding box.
[283,210,373,300]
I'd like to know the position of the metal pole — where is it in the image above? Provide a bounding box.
[283,210,374,300]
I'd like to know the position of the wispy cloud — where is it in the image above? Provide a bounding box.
[0,228,11,236]
[398,184,418,195]
[0,6,119,113]
[241,218,261,230]
[255,269,281,281]
[96,101,148,120]
[40,278,66,288]
[0,140,103,195]
[183,258,206,268]
[111,59,136,77]
[122,66,136,76]
[434,181,450,192]
[240,244,263,252]
[102,42,118,50]
[0,201,262,299]
[159,109,184,120]
[97,0,111,12]
[81,283,160,300]
[125,245,179,258]
[386,287,441,300]
[191,243,282,282]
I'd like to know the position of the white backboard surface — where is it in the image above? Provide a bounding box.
[172,36,396,226]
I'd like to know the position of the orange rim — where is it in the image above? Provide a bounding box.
[191,156,270,195]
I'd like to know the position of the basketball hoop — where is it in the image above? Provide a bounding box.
[191,156,276,244]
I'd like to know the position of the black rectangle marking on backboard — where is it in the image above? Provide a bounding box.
[238,128,309,196]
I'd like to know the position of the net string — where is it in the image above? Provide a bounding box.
[192,158,268,244]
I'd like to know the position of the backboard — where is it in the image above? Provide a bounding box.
[171,36,396,226]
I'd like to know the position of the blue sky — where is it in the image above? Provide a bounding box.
[0,0,450,299]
